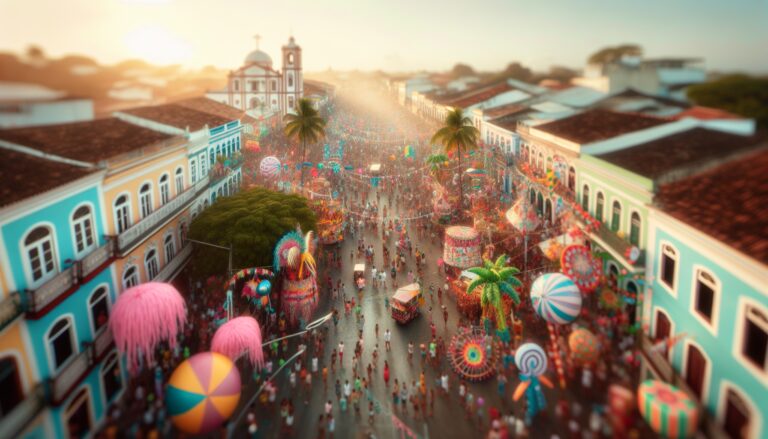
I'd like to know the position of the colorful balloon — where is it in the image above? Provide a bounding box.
[561,245,602,293]
[515,343,547,376]
[259,156,281,178]
[568,328,600,365]
[166,352,241,434]
[530,273,582,324]
[257,279,271,296]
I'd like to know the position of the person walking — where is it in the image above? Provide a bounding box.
[384,329,392,351]
[383,361,390,386]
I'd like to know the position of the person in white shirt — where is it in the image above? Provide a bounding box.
[384,329,391,351]
[312,356,319,373]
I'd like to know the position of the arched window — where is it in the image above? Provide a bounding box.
[537,152,544,171]
[595,192,605,222]
[190,159,198,184]
[660,244,678,290]
[722,387,754,438]
[122,265,139,289]
[24,226,57,284]
[47,317,75,371]
[65,387,91,438]
[567,166,575,192]
[684,343,708,400]
[288,96,295,109]
[139,183,152,218]
[630,211,641,245]
[145,249,159,280]
[164,233,176,263]
[546,156,553,172]
[581,185,589,211]
[232,79,239,92]
[101,352,122,403]
[250,98,258,109]
[88,287,109,334]
[288,73,294,88]
[0,356,23,415]
[611,200,622,232]
[114,195,131,234]
[529,188,535,205]
[175,167,184,194]
[72,205,95,255]
[158,174,170,205]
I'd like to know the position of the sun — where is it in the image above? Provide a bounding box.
[124,25,192,65]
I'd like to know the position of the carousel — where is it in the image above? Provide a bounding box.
[443,226,482,270]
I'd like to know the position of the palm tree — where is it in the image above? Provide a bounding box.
[466,254,522,341]
[431,108,479,211]
[284,98,327,187]
[425,153,448,180]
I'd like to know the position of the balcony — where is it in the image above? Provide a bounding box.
[153,244,192,283]
[49,328,114,405]
[116,175,209,254]
[588,222,645,269]
[78,237,116,278]
[553,185,575,203]
[0,291,23,331]
[0,383,45,439]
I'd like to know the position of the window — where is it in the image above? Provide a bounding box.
[89,287,109,334]
[595,192,604,222]
[65,388,91,439]
[684,343,707,400]
[209,149,216,165]
[722,387,752,439]
[288,73,294,87]
[0,356,23,417]
[48,317,75,371]
[611,200,622,232]
[654,309,672,358]
[72,205,95,255]
[139,184,152,218]
[101,352,122,402]
[250,81,257,92]
[233,79,239,92]
[250,98,258,109]
[190,159,197,184]
[660,244,677,291]
[175,167,184,194]
[164,234,175,263]
[145,250,159,280]
[693,269,717,324]
[159,174,170,205]
[630,211,641,245]
[122,266,139,289]
[271,80,277,91]
[114,195,131,234]
[742,305,768,372]
[24,226,56,284]
[287,53,294,64]
[581,185,589,211]
[567,167,575,192]
[288,96,294,108]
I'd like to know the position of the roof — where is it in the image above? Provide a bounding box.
[0,148,98,207]
[483,103,528,119]
[393,283,421,303]
[0,118,176,163]
[0,81,65,103]
[655,148,768,265]
[440,82,514,108]
[594,88,690,110]
[674,106,743,121]
[489,109,534,131]
[545,86,606,108]
[119,103,231,131]
[596,127,764,180]
[534,109,668,144]
[174,97,247,122]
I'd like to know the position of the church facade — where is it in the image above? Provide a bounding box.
[206,35,303,116]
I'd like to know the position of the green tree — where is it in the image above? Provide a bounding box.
[451,63,476,78]
[466,255,522,341]
[588,44,642,64]
[431,107,479,210]
[503,62,534,83]
[284,98,327,187]
[687,74,768,128]
[425,153,448,180]
[188,187,317,278]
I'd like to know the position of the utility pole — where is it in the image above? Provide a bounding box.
[186,238,234,277]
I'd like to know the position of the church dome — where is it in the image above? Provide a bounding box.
[244,50,272,67]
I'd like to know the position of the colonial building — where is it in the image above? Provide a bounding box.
[206,35,303,116]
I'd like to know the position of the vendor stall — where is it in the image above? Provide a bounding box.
[391,283,422,324]
[443,226,482,269]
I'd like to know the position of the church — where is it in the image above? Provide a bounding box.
[206,35,303,116]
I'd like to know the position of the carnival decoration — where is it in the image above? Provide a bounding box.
[211,316,265,368]
[447,331,500,382]
[530,273,582,324]
[274,230,319,325]
[568,328,600,365]
[505,194,540,232]
[110,282,187,374]
[598,287,622,311]
[226,267,274,312]
[166,352,241,435]
[466,255,522,342]
[259,156,281,179]
[638,380,700,439]
[513,343,554,425]
[404,144,415,159]
[561,245,602,293]
[443,226,482,269]
[257,280,271,296]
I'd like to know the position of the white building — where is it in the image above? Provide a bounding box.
[206,35,303,116]
[0,82,93,128]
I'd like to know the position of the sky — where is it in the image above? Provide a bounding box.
[1,0,767,73]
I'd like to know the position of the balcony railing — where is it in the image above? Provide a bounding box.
[116,175,209,253]
[25,267,77,315]
[79,237,116,277]
[153,244,192,283]
[0,383,45,439]
[589,222,645,268]
[49,328,114,405]
[0,291,23,331]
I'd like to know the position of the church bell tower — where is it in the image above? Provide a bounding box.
[282,36,302,114]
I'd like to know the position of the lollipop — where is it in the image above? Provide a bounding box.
[515,343,547,376]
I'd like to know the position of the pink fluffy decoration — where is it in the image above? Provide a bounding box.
[211,316,265,369]
[110,282,187,374]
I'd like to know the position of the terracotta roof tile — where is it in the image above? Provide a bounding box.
[656,148,768,265]
[174,97,248,122]
[0,148,98,207]
[534,109,668,144]
[119,103,231,131]
[0,118,176,163]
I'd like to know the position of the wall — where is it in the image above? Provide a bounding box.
[0,100,94,129]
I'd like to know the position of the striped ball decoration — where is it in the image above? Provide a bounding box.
[638,380,699,438]
[530,273,582,325]
[515,342,547,376]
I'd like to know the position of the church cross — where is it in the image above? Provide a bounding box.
[253,34,261,50]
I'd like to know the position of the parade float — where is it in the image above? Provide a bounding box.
[443,226,482,269]
[390,283,422,324]
[450,270,482,320]
[273,230,319,326]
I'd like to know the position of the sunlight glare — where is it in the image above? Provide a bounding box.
[124,25,192,64]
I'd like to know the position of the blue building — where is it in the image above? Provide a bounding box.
[0,148,124,438]
[643,148,768,439]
